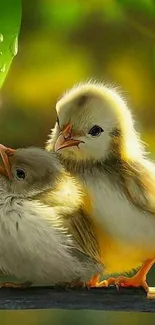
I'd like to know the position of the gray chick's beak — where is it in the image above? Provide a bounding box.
[0,144,15,179]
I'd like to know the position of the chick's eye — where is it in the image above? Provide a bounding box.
[88,125,104,137]
[16,168,26,180]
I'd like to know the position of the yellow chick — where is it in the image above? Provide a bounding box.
[46,81,155,291]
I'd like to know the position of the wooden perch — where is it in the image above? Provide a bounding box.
[0,286,155,311]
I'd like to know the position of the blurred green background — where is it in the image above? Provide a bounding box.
[1,0,155,152]
[1,0,155,324]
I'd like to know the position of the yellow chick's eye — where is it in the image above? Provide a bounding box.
[88,125,104,137]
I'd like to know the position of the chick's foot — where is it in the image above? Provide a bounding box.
[96,259,155,293]
[85,274,101,288]
[96,275,148,292]
[0,281,32,289]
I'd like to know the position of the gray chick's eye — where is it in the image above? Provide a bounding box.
[16,168,26,180]
[88,125,104,137]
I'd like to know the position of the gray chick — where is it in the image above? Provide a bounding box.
[0,144,102,288]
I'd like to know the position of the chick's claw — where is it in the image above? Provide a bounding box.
[85,274,101,289]
[95,277,118,288]
[113,259,155,292]
[0,281,32,289]
[114,275,148,292]
[96,275,148,292]
[85,275,117,289]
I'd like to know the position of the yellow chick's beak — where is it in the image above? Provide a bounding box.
[54,123,84,152]
[0,144,15,179]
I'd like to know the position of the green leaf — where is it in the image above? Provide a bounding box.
[0,0,21,88]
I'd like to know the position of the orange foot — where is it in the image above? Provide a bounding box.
[0,281,32,289]
[85,274,101,289]
[96,274,148,291]
[96,258,155,292]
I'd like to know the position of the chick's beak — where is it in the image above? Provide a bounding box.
[54,123,84,152]
[0,144,15,179]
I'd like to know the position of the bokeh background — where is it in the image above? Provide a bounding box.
[1,0,155,153]
[1,0,155,324]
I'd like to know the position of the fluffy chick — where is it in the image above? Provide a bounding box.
[46,81,155,291]
[0,144,101,287]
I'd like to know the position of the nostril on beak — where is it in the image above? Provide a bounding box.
[64,133,71,140]
[63,126,72,140]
